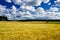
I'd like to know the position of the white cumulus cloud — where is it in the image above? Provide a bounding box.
[54,0,60,6]
[6,0,12,3]
[43,0,50,3]
[0,0,60,20]
[6,0,50,6]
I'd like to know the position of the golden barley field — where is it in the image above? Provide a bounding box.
[0,21,60,40]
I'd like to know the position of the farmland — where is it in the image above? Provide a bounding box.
[0,21,60,40]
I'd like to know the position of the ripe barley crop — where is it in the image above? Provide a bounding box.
[0,21,60,40]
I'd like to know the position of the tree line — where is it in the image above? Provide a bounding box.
[0,16,8,21]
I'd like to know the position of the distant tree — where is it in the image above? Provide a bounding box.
[46,21,48,23]
[0,16,8,21]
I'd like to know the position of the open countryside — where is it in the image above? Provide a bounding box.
[0,21,60,40]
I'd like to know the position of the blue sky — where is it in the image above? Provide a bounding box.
[0,0,60,20]
[0,0,55,9]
